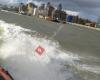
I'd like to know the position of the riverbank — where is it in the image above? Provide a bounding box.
[68,22,100,32]
[1,9,100,32]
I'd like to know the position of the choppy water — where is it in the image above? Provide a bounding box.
[0,20,100,80]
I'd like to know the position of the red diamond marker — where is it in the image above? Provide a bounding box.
[35,45,45,56]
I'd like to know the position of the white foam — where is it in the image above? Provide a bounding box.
[0,20,80,80]
[80,64,100,74]
[0,19,100,80]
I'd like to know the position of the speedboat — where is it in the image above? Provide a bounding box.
[0,66,13,80]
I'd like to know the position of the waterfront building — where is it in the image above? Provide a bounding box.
[45,2,55,20]
[18,3,24,13]
[27,3,34,16]
[38,4,46,18]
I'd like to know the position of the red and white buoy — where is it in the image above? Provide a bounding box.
[35,45,45,56]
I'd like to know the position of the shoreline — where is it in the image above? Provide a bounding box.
[1,9,100,32]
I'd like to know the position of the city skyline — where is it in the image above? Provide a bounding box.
[0,0,99,21]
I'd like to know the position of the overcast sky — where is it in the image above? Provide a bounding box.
[0,0,100,21]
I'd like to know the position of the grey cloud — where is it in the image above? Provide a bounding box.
[72,0,100,8]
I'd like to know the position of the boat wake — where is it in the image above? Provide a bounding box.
[0,20,100,80]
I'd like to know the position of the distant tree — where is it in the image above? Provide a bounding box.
[72,16,79,23]
[78,18,86,25]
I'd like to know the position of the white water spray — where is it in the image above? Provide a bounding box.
[0,20,80,80]
[0,20,100,80]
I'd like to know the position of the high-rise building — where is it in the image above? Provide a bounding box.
[18,3,24,13]
[27,3,34,16]
[45,2,55,20]
[57,4,62,11]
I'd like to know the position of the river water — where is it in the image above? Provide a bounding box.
[0,20,100,80]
